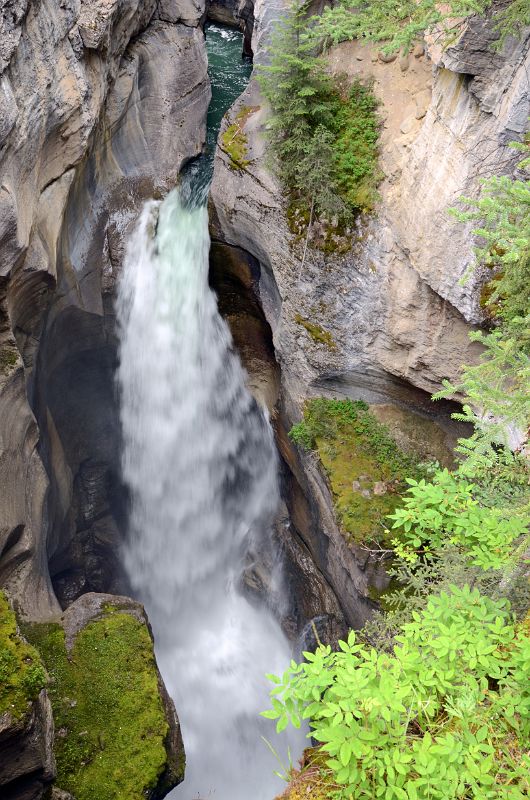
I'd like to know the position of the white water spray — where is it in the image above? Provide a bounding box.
[117,191,304,799]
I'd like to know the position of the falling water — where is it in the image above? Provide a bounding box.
[116,26,305,796]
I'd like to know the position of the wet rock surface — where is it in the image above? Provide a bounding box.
[0,0,210,619]
[0,690,55,800]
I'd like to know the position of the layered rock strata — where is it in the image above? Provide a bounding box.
[0,0,210,620]
[209,0,530,629]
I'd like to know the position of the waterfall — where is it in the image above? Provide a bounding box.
[117,191,304,799]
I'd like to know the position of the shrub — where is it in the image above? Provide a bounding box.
[263,586,530,800]
[257,2,381,227]
[388,468,529,571]
[314,1,528,55]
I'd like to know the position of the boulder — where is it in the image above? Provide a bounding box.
[0,692,55,800]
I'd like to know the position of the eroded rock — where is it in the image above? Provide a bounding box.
[0,691,55,800]
[209,0,528,624]
[0,0,210,619]
[22,593,185,799]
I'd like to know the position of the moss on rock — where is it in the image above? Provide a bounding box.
[289,398,427,545]
[294,315,337,350]
[22,606,174,800]
[0,345,19,376]
[0,591,47,721]
[221,105,258,170]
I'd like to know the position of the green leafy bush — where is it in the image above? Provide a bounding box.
[453,140,530,349]
[388,468,529,570]
[264,586,530,800]
[436,140,530,481]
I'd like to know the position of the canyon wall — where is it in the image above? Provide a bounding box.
[0,0,528,794]
[209,0,529,632]
[0,3,209,794]
[0,0,210,620]
[211,2,529,402]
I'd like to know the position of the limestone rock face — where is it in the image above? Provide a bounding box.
[211,0,529,396]
[158,0,206,27]
[0,0,210,619]
[209,0,529,623]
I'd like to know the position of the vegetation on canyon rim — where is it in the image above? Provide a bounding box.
[257,2,381,227]
[314,0,530,54]
[268,10,529,791]
[257,0,529,241]
[21,609,175,800]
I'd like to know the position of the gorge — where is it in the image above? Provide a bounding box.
[0,1,528,799]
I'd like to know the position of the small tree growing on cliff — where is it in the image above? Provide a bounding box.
[313,0,528,54]
[257,2,381,225]
[257,3,339,199]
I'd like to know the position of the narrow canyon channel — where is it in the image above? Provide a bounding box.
[116,25,305,799]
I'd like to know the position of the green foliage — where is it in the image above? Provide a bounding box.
[453,140,530,349]
[220,106,258,171]
[313,0,527,55]
[0,591,47,720]
[264,586,530,800]
[493,0,530,47]
[269,87,529,800]
[436,140,530,480]
[434,331,530,476]
[388,468,528,570]
[22,609,176,800]
[289,398,427,544]
[257,3,380,225]
[333,81,381,210]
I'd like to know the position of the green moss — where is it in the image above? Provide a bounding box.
[221,106,258,171]
[333,80,382,214]
[294,315,337,350]
[0,591,47,720]
[22,610,172,800]
[289,398,427,545]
